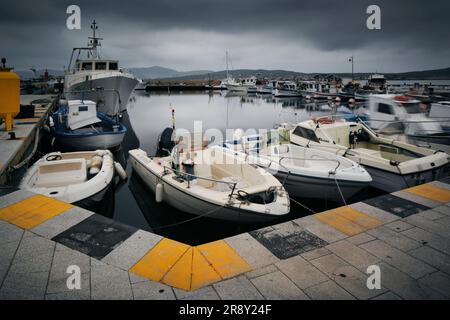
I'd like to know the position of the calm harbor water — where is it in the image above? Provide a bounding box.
[108,90,384,245]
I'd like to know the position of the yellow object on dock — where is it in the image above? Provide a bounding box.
[0,60,20,131]
[0,64,20,132]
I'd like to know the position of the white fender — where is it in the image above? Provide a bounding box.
[155,182,163,203]
[114,161,127,180]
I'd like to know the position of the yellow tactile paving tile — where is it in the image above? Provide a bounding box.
[0,194,72,229]
[197,240,251,278]
[129,238,190,282]
[129,239,251,291]
[161,248,194,291]
[314,206,382,236]
[190,247,222,290]
[405,183,450,203]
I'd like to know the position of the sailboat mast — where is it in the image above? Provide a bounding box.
[226,51,229,79]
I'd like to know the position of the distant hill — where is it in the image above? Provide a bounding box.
[128,66,213,80]
[161,67,450,81]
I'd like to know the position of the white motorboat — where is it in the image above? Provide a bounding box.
[368,94,450,148]
[226,76,258,93]
[285,119,450,192]
[429,101,450,131]
[220,132,372,202]
[20,150,115,206]
[64,20,139,115]
[129,147,290,223]
[273,81,302,97]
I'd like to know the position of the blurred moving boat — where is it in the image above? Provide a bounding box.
[285,118,450,192]
[368,94,450,147]
[64,20,138,115]
[129,147,290,223]
[50,99,127,150]
[429,101,450,132]
[220,132,372,202]
[20,150,115,206]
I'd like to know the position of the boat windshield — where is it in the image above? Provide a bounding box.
[401,102,422,114]
[292,126,320,143]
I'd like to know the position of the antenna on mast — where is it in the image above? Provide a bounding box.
[88,20,103,58]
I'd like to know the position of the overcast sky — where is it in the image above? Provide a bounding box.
[1,0,449,73]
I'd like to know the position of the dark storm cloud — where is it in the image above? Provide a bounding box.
[1,0,449,71]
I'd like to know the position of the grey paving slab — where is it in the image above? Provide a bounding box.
[362,194,430,218]
[393,190,441,208]
[245,264,278,279]
[417,209,446,221]
[370,291,402,300]
[128,272,151,284]
[300,247,331,261]
[366,226,422,252]
[45,290,90,300]
[101,230,162,271]
[174,286,220,300]
[326,240,380,271]
[433,205,450,216]
[409,246,450,275]
[350,201,399,223]
[225,233,279,269]
[293,215,347,243]
[377,262,444,300]
[213,275,264,300]
[0,223,24,284]
[417,272,450,298]
[31,206,93,240]
[384,220,415,233]
[347,232,376,246]
[0,220,24,244]
[360,240,436,279]
[402,227,450,256]
[46,244,90,297]
[405,214,450,239]
[250,271,309,300]
[90,258,133,300]
[131,279,176,300]
[434,216,450,227]
[0,190,35,209]
[0,270,49,300]
[276,255,328,289]
[304,280,355,300]
[310,254,385,299]
[8,231,55,274]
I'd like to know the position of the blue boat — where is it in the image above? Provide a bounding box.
[50,99,127,150]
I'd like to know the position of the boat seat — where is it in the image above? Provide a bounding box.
[34,159,87,187]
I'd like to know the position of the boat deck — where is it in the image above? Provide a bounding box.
[0,95,54,184]
[0,178,449,299]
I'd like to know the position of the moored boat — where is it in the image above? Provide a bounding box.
[50,99,127,150]
[129,147,290,223]
[19,150,115,206]
[220,132,372,202]
[285,118,450,192]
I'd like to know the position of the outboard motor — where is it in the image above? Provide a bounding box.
[157,127,175,156]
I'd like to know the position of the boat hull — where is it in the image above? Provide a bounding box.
[65,75,139,115]
[54,130,126,150]
[274,89,302,97]
[130,156,286,224]
[275,171,369,202]
[363,162,450,192]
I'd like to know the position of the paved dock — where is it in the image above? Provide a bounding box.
[0,95,54,184]
[0,179,450,300]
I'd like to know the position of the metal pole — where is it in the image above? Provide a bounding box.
[351,56,354,82]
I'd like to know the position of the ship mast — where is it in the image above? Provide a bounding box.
[88,20,103,59]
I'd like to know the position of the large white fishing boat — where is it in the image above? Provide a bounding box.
[64,20,139,115]
[129,146,290,223]
[284,119,450,192]
[273,81,302,97]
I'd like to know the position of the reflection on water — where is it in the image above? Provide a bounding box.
[110,91,381,245]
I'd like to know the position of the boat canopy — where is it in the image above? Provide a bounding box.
[67,100,101,130]
[74,60,119,72]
